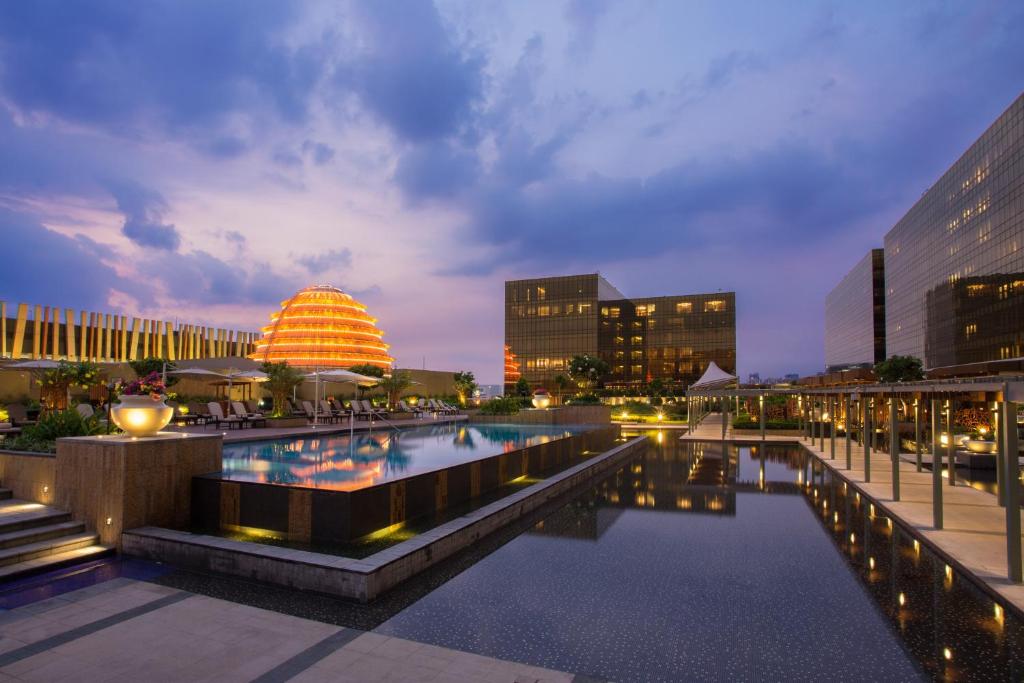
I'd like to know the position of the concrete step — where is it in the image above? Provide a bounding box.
[0,502,71,534]
[0,545,115,583]
[0,521,86,549]
[0,532,99,567]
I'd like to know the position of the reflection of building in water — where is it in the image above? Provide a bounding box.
[925,273,1024,368]
[529,503,624,541]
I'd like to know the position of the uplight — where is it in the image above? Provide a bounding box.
[943,647,952,661]
[869,557,875,570]
[898,592,906,607]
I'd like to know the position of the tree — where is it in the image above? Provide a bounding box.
[129,358,178,387]
[568,354,609,393]
[874,355,924,383]
[261,362,305,417]
[453,371,478,405]
[553,374,572,405]
[378,371,414,409]
[515,377,531,397]
[648,378,665,397]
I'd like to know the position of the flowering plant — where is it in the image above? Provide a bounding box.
[113,372,173,400]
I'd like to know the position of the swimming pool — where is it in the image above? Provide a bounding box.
[220,422,582,492]
[376,436,1023,681]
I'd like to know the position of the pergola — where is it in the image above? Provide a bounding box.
[686,375,1024,583]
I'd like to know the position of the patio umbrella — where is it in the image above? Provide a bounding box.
[305,369,381,437]
[4,360,62,370]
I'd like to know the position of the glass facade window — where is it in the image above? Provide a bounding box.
[884,94,1024,368]
[506,274,736,392]
[824,249,886,371]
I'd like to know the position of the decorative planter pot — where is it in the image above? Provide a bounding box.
[532,393,551,409]
[110,395,174,437]
[964,439,997,454]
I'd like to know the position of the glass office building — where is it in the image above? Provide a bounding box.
[505,274,736,392]
[884,93,1024,368]
[824,249,886,371]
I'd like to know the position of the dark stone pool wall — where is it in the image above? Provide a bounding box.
[191,425,620,544]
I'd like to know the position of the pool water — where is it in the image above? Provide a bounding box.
[220,422,581,491]
[375,435,1024,681]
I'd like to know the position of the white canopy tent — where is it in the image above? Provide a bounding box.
[689,361,737,390]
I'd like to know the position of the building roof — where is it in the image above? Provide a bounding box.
[690,361,737,389]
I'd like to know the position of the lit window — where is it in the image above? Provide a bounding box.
[679,347,692,357]
[579,303,592,314]
[566,304,574,314]
[630,364,643,374]
[609,307,620,318]
[536,358,549,369]
[601,307,609,317]
[663,347,676,359]
[631,335,643,345]
[537,306,550,317]
[537,287,546,301]
[675,302,692,313]
[704,300,726,312]
[614,351,625,360]
[636,304,654,317]
[614,336,624,345]
[631,351,643,360]
[551,359,564,369]
[551,304,560,315]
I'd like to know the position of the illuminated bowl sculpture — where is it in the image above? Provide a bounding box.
[532,390,551,409]
[110,395,174,437]
[250,284,394,370]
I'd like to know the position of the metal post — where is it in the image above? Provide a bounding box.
[845,394,852,470]
[890,395,900,502]
[721,394,727,441]
[931,399,943,529]
[829,395,835,459]
[863,397,871,483]
[995,401,1005,507]
[759,394,766,442]
[946,400,955,487]
[914,400,922,472]
[1001,395,1021,582]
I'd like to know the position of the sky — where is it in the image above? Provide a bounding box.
[1,1,1022,384]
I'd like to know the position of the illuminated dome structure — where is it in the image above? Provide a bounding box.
[250,285,394,370]
[504,345,521,384]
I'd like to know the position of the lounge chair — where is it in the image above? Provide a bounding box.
[319,400,345,423]
[350,400,373,421]
[232,401,266,427]
[398,400,424,417]
[428,399,455,415]
[75,403,95,419]
[327,399,352,421]
[362,400,389,420]
[302,400,332,424]
[206,402,244,430]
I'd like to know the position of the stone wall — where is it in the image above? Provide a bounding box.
[0,450,56,504]
[55,433,222,547]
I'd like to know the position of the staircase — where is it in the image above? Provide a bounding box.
[0,489,113,582]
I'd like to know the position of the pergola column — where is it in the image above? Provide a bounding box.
[844,394,852,470]
[829,395,836,459]
[946,400,955,487]
[721,393,728,441]
[1000,395,1021,582]
[914,399,922,472]
[889,394,900,502]
[863,397,871,483]
[931,398,943,529]
[994,400,1005,507]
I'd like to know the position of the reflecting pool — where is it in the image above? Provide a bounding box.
[220,422,581,491]
[376,436,1023,681]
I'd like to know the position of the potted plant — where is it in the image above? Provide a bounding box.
[110,371,174,437]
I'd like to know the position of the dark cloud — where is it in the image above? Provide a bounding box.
[109,182,181,251]
[394,141,480,201]
[564,0,611,60]
[0,1,320,149]
[343,0,484,142]
[0,209,146,310]
[223,230,246,247]
[297,249,353,275]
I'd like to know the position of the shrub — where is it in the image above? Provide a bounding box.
[567,394,601,405]
[3,408,106,453]
[479,396,521,416]
[732,418,799,430]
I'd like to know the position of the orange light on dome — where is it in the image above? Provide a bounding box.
[249,284,394,370]
[504,345,521,384]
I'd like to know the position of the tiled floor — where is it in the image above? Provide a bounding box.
[684,412,1024,614]
[0,578,577,682]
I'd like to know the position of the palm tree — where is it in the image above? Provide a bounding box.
[261,362,305,417]
[378,371,414,409]
[554,374,572,405]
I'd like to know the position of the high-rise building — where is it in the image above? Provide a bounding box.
[824,249,886,371]
[884,94,1024,369]
[505,274,736,392]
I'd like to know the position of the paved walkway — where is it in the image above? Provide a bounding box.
[0,578,577,682]
[684,413,1024,614]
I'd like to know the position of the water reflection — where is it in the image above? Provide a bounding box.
[801,453,1024,680]
[221,423,579,491]
[378,435,1022,681]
